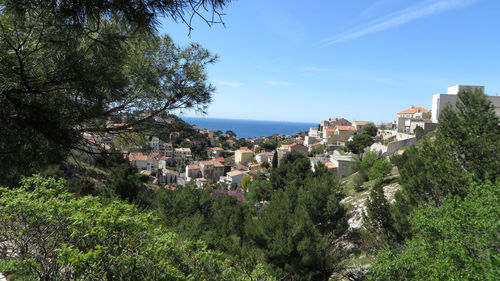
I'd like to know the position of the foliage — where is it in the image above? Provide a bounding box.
[361,123,378,137]
[246,180,273,203]
[437,89,500,181]
[369,180,500,280]
[310,144,325,156]
[0,175,249,281]
[249,156,347,280]
[347,133,374,154]
[0,0,225,185]
[368,158,392,181]
[241,175,251,190]
[364,181,399,245]
[272,150,278,169]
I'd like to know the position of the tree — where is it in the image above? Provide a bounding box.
[437,89,500,181]
[0,175,251,280]
[368,158,392,180]
[241,175,251,190]
[347,133,374,154]
[369,180,499,280]
[0,0,230,185]
[272,150,278,169]
[361,123,378,137]
[246,180,273,202]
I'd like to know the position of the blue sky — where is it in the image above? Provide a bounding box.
[159,0,500,123]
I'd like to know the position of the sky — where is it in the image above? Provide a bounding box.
[159,0,500,123]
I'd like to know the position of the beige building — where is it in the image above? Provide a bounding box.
[235,147,254,165]
[174,147,193,162]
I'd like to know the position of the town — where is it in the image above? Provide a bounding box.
[81,85,500,192]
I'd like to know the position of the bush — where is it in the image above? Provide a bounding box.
[368,158,392,180]
[0,175,250,281]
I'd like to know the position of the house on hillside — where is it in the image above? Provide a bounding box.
[235,147,254,165]
[352,121,375,131]
[225,170,246,184]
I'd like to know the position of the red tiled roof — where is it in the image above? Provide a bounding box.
[335,125,357,131]
[199,160,215,166]
[398,106,430,114]
[129,152,147,161]
[187,164,200,169]
[326,128,336,132]
[215,157,225,163]
[324,161,337,169]
[150,152,160,158]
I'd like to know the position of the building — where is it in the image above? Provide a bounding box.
[394,106,431,134]
[255,152,273,163]
[159,169,178,184]
[185,164,201,180]
[289,143,308,156]
[308,127,320,138]
[210,147,224,158]
[174,147,193,162]
[234,147,254,165]
[432,85,500,123]
[199,160,225,181]
[352,121,375,131]
[128,152,151,171]
[330,154,354,178]
[334,125,357,136]
[225,170,246,184]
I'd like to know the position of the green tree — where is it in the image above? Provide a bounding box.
[0,175,251,280]
[368,158,392,180]
[369,180,500,281]
[361,123,378,137]
[0,0,229,185]
[437,89,500,181]
[246,180,273,202]
[347,133,374,154]
[272,150,278,169]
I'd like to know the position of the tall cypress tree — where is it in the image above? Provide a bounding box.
[272,150,278,169]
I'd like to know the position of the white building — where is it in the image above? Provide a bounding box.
[432,85,500,123]
[225,170,246,184]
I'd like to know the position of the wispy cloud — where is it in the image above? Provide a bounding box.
[320,0,478,46]
[216,80,243,87]
[300,66,329,72]
[267,80,294,87]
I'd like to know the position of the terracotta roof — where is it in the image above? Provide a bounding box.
[211,147,224,150]
[227,170,245,177]
[199,160,215,166]
[215,157,225,163]
[162,169,177,174]
[335,125,357,131]
[326,128,336,132]
[139,170,152,176]
[150,152,160,158]
[187,164,200,169]
[324,161,337,169]
[213,161,224,167]
[164,185,176,190]
[129,152,147,161]
[238,146,252,152]
[398,106,430,114]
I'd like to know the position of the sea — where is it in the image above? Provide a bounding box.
[181,117,317,139]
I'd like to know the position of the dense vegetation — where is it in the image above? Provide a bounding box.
[364,90,500,280]
[0,0,498,280]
